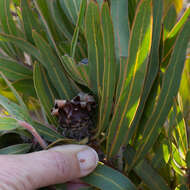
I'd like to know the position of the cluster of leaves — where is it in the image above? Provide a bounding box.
[0,0,190,189]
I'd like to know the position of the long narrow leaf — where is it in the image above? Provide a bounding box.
[0,117,20,131]
[0,0,23,58]
[167,6,190,39]
[0,55,32,81]
[110,0,130,60]
[13,79,36,98]
[82,163,137,190]
[162,6,190,67]
[32,31,76,99]
[97,3,116,133]
[107,0,152,157]
[172,98,188,158]
[0,144,32,154]
[33,63,58,125]
[0,33,42,62]
[62,55,89,87]
[33,122,63,142]
[124,146,170,190]
[70,0,87,58]
[0,95,31,122]
[34,0,63,58]
[50,0,74,40]
[128,0,137,28]
[124,0,163,146]
[85,1,104,95]
[110,0,130,95]
[131,21,190,169]
[0,0,22,36]
[0,72,28,111]
[163,5,177,39]
[21,0,42,43]
[59,0,81,25]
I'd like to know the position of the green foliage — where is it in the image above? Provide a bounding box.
[0,143,32,154]
[83,163,137,190]
[0,0,190,189]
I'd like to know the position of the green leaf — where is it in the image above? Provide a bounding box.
[124,146,170,190]
[172,0,183,14]
[0,0,22,36]
[162,6,190,67]
[70,0,87,58]
[21,0,42,43]
[0,0,23,58]
[128,0,137,28]
[0,117,20,131]
[0,55,32,81]
[124,0,163,146]
[163,5,177,39]
[85,1,104,95]
[0,40,14,58]
[82,163,137,190]
[107,0,153,157]
[180,58,190,111]
[115,57,127,100]
[0,73,28,111]
[33,122,63,142]
[33,63,58,125]
[59,0,81,25]
[186,150,190,168]
[172,99,188,158]
[171,143,185,176]
[13,79,36,98]
[62,55,90,87]
[172,143,186,169]
[59,40,87,61]
[110,0,130,60]
[151,139,168,169]
[0,95,31,122]
[167,6,190,39]
[162,140,170,164]
[135,160,170,190]
[34,0,64,56]
[12,0,20,6]
[175,184,189,190]
[0,33,42,62]
[32,31,76,99]
[0,144,32,154]
[131,20,190,169]
[97,2,116,133]
[49,0,74,41]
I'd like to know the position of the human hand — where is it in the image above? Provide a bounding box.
[0,145,99,190]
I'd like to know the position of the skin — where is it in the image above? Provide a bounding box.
[0,145,99,190]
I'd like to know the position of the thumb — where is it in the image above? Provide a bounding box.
[0,145,99,190]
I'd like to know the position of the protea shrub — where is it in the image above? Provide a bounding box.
[0,0,190,189]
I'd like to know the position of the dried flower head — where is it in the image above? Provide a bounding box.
[51,92,96,141]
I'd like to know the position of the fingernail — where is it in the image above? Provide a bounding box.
[77,148,99,175]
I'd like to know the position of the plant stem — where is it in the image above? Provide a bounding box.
[17,120,47,149]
